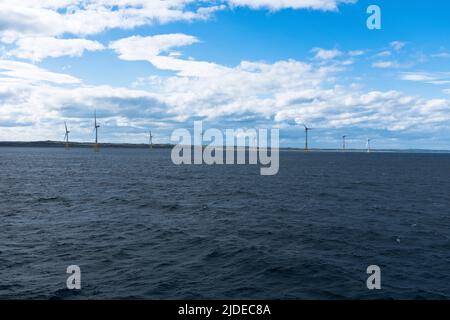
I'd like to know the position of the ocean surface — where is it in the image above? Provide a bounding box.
[1,147,450,299]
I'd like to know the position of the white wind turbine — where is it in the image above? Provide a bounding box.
[366,138,372,153]
[149,130,153,149]
[64,122,70,149]
[94,110,100,152]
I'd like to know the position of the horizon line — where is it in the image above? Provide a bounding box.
[0,140,449,153]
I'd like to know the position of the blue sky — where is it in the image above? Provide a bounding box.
[0,0,450,149]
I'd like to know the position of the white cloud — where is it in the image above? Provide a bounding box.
[1,51,450,146]
[0,33,438,142]
[0,1,358,64]
[443,89,450,95]
[348,50,365,57]
[9,37,104,62]
[400,72,450,85]
[390,41,406,51]
[401,73,435,82]
[375,50,392,57]
[226,0,356,11]
[0,59,80,84]
[109,34,199,60]
[109,39,450,135]
[151,66,450,135]
[110,34,229,77]
[432,52,450,59]
[312,48,342,60]
[0,0,355,44]
[372,61,401,69]
[0,1,223,43]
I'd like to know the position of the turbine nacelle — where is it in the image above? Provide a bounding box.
[94,111,100,151]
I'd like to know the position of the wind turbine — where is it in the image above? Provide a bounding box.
[149,130,153,149]
[366,138,372,153]
[302,123,313,153]
[94,110,100,152]
[342,135,347,152]
[64,122,70,149]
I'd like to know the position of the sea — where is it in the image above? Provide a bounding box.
[1,147,449,299]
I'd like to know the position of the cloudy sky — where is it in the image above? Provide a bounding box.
[0,0,449,149]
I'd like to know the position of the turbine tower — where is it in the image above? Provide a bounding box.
[366,138,372,153]
[302,124,312,153]
[94,110,100,152]
[64,122,70,149]
[149,130,153,149]
[342,135,347,151]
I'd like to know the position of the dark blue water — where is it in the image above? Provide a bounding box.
[1,147,450,299]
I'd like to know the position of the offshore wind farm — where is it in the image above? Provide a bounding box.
[0,117,448,154]
[54,115,449,154]
[0,110,440,153]
[0,111,434,153]
[1,0,450,304]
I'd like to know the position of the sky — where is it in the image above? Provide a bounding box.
[0,0,449,149]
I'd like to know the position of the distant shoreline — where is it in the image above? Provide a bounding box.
[0,141,172,149]
[0,141,449,154]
